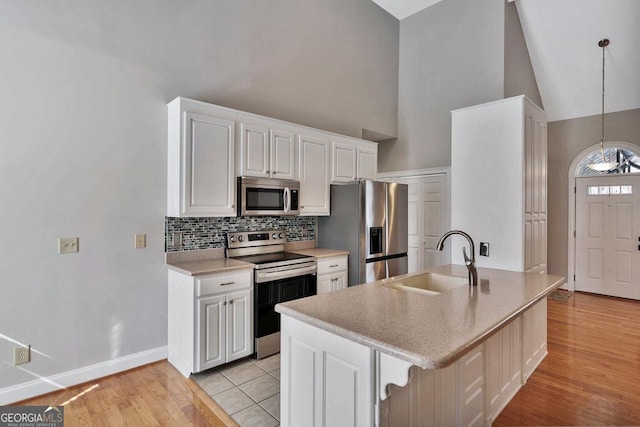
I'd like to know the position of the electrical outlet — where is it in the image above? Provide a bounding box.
[14,345,31,366]
[480,242,490,257]
[172,232,183,248]
[134,234,146,249]
[58,237,79,254]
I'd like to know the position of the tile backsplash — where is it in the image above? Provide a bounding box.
[165,216,317,252]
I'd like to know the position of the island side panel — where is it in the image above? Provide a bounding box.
[280,315,374,427]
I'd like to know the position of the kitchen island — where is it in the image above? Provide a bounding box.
[275,264,564,427]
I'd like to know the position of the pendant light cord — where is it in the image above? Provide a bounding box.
[601,40,605,143]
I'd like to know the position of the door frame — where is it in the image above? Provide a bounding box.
[377,167,451,267]
[567,141,640,291]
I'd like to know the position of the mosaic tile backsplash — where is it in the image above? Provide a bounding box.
[165,216,317,252]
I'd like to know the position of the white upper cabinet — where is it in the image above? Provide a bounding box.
[167,98,236,217]
[331,137,378,183]
[357,142,377,180]
[238,115,296,180]
[299,130,330,216]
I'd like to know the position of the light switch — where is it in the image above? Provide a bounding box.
[135,234,146,249]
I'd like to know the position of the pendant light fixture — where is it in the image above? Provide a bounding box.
[588,38,619,172]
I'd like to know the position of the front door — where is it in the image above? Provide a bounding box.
[575,175,640,299]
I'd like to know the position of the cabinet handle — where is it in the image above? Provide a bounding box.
[221,282,235,286]
[330,264,338,268]
[229,300,234,305]
[223,301,227,306]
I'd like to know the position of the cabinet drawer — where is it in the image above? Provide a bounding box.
[317,256,347,275]
[196,270,252,297]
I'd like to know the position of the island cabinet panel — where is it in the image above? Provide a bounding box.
[522,298,547,381]
[281,316,373,427]
[485,317,522,424]
[458,347,485,427]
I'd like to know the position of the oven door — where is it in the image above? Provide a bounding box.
[254,273,316,359]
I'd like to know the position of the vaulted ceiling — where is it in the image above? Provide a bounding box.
[372,0,640,122]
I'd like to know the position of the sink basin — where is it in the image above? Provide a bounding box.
[391,273,468,296]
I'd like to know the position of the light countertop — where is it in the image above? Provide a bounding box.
[276,264,564,369]
[166,257,254,276]
[290,248,349,258]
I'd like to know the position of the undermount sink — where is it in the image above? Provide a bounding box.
[391,273,468,296]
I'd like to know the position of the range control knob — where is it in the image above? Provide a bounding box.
[278,232,284,239]
[229,236,236,243]
[238,235,244,242]
[272,233,278,239]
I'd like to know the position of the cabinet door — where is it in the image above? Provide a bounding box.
[333,273,347,291]
[332,140,357,183]
[299,133,330,215]
[226,289,253,362]
[182,112,235,216]
[240,122,270,178]
[317,274,333,295]
[270,128,296,180]
[197,294,226,372]
[357,144,377,180]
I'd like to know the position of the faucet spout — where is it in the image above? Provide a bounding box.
[436,230,478,286]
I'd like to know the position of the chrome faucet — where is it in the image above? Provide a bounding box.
[436,230,478,286]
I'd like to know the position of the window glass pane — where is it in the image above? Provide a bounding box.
[588,186,599,195]
[599,186,610,195]
[609,185,621,194]
[576,146,640,176]
[621,185,633,194]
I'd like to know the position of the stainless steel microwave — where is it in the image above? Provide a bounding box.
[237,177,300,216]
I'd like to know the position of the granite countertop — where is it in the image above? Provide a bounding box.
[276,264,564,369]
[290,248,349,258]
[167,257,254,276]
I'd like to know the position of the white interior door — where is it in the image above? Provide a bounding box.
[575,176,640,300]
[405,175,449,273]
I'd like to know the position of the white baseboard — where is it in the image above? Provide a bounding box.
[0,346,168,405]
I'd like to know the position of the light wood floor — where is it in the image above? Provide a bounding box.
[16,291,640,426]
[16,360,236,426]
[496,291,640,426]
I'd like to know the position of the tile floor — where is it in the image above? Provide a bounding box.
[192,354,281,427]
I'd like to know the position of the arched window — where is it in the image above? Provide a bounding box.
[576,145,640,176]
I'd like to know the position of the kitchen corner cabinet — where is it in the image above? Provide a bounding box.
[168,268,253,377]
[167,97,236,217]
[237,115,296,180]
[317,255,348,294]
[451,95,547,273]
[299,130,331,216]
[331,137,378,183]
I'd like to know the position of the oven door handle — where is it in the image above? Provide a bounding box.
[256,264,317,283]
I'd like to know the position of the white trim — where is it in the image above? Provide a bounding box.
[0,346,168,405]
[567,141,640,292]
[376,166,450,179]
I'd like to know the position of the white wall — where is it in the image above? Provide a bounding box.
[0,0,399,399]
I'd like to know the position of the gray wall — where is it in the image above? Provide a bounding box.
[379,0,506,172]
[0,0,398,395]
[504,1,543,108]
[547,108,640,278]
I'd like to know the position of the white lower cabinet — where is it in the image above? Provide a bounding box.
[280,316,374,427]
[280,298,548,427]
[197,288,252,372]
[168,268,253,377]
[317,255,348,294]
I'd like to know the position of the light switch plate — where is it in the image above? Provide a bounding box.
[134,234,146,249]
[479,242,490,257]
[58,237,79,254]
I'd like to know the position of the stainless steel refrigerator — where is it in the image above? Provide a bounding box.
[318,180,408,286]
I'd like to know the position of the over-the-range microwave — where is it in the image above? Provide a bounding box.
[237,177,300,216]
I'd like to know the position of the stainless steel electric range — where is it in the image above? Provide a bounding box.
[226,230,317,359]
